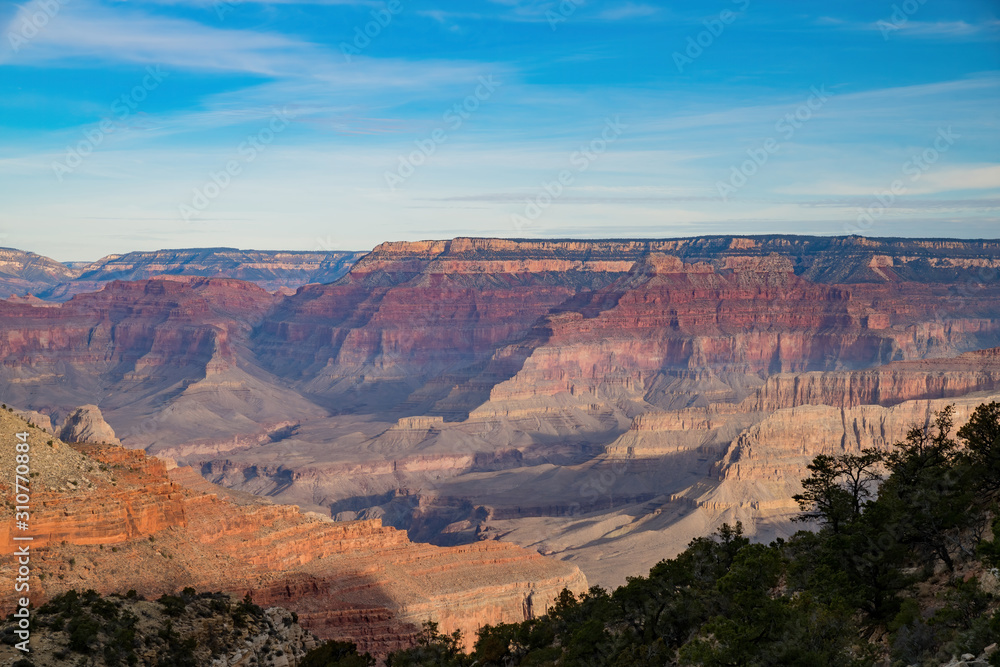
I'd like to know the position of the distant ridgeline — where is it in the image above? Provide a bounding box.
[4,235,1000,302]
[0,247,365,300]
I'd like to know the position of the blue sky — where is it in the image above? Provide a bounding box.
[0,0,998,260]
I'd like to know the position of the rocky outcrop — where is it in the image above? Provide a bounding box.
[58,404,121,445]
[0,411,587,656]
[11,407,53,431]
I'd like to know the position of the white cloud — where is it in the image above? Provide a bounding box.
[776,165,1000,198]
[1,3,320,73]
[0,1,509,97]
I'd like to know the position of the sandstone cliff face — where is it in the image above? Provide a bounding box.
[703,392,1000,515]
[0,411,586,655]
[743,348,1000,411]
[248,238,1000,429]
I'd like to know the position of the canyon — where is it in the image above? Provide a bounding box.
[1,234,999,593]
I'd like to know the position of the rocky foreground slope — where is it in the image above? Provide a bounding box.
[0,410,586,655]
[1,235,999,587]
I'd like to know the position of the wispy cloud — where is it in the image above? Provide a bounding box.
[877,19,1000,39]
[415,9,486,28]
[414,1,656,26]
[0,1,507,89]
[598,3,659,21]
[816,14,1000,40]
[1,3,319,73]
[777,165,1000,198]
[803,198,1000,211]
[916,165,1000,194]
[130,0,379,6]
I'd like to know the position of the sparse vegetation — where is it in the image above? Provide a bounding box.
[302,639,376,666]
[4,589,312,666]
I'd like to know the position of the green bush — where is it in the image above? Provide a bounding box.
[157,594,187,618]
[301,640,376,667]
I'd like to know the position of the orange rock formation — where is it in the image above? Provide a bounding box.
[0,412,586,655]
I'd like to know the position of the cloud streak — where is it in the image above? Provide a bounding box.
[598,3,660,21]
[876,19,1000,39]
